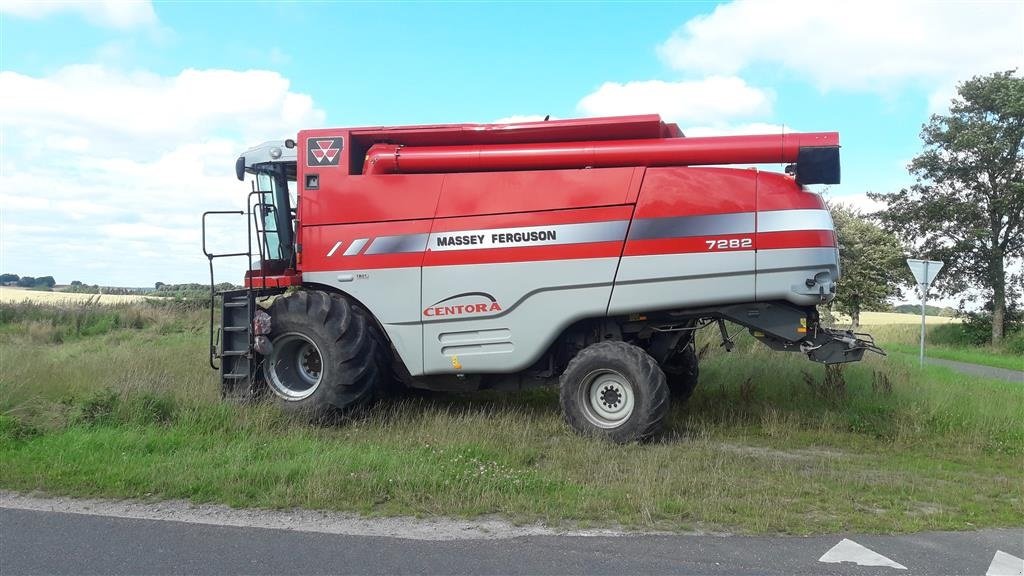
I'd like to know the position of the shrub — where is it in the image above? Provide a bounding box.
[932,307,1023,347]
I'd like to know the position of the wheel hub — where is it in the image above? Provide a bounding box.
[264,333,324,401]
[600,385,623,409]
[580,369,635,429]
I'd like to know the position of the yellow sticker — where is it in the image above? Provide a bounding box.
[451,356,462,370]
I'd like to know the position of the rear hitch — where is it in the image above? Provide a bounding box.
[801,328,885,365]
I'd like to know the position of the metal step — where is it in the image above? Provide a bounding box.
[222,326,248,332]
[223,372,249,379]
[222,350,249,357]
[224,302,248,308]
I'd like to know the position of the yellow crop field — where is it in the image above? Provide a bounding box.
[0,287,150,305]
[834,310,961,325]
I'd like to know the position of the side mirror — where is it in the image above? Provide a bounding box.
[235,156,246,181]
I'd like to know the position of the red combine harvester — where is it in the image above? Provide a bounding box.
[202,114,881,442]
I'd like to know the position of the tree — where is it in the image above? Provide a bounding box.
[36,276,56,288]
[16,276,36,288]
[869,70,1024,344]
[0,273,18,284]
[830,205,909,328]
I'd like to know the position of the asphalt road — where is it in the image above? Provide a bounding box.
[925,356,1024,383]
[2,507,1021,575]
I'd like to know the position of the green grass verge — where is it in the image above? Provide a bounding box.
[884,342,1022,372]
[1,303,1022,534]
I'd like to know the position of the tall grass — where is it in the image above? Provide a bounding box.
[1,301,1021,534]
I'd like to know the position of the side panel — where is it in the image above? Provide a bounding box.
[420,206,633,375]
[435,168,636,217]
[755,172,839,306]
[609,167,758,314]
[301,220,433,375]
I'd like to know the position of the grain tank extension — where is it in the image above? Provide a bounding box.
[202,114,881,442]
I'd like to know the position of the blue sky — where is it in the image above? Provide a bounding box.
[1,0,1021,286]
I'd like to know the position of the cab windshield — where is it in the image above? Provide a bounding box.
[253,165,295,264]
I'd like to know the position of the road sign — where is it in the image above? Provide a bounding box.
[906,259,943,287]
[906,259,944,367]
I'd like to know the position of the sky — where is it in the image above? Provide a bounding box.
[0,0,1022,287]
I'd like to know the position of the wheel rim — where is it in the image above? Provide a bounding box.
[578,369,635,429]
[264,332,323,401]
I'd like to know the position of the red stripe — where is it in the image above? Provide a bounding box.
[624,234,752,256]
[624,230,834,257]
[757,230,835,249]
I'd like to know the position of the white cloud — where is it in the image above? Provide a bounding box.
[0,66,322,148]
[491,115,554,124]
[0,65,324,286]
[658,0,1023,97]
[576,76,773,125]
[682,122,793,138]
[0,0,157,29]
[827,193,888,215]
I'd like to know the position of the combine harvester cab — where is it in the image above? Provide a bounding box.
[203,114,882,443]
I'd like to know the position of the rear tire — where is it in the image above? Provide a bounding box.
[559,341,669,443]
[262,290,384,421]
[663,343,700,402]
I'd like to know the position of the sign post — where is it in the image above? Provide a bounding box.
[906,259,944,367]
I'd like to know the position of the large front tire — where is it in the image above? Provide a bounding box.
[262,291,384,421]
[559,341,669,443]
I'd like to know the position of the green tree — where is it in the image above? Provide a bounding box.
[35,276,56,288]
[830,205,909,328]
[869,70,1024,344]
[0,273,18,284]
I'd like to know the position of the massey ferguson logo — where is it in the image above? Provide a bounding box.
[423,292,503,318]
[307,137,343,167]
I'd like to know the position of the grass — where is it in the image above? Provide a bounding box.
[885,343,1022,371]
[1,301,1022,535]
[860,324,1022,372]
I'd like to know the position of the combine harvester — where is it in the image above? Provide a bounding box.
[202,114,881,442]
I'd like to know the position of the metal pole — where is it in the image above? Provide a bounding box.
[919,262,928,368]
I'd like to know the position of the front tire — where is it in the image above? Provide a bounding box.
[559,341,669,443]
[262,290,384,420]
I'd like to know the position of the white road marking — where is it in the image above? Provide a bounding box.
[987,550,1024,576]
[818,538,907,570]
[326,241,343,257]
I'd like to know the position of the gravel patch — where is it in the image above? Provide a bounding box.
[0,491,650,541]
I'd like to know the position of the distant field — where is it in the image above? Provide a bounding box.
[833,311,960,325]
[0,287,149,305]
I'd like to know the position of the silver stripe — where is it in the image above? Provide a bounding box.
[427,220,628,252]
[628,212,755,240]
[757,209,834,233]
[325,241,343,257]
[364,233,430,255]
[343,237,369,256]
